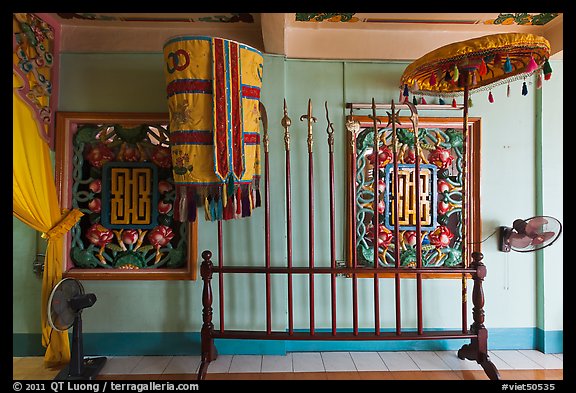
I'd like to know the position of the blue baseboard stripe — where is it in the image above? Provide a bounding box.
[13,328,563,357]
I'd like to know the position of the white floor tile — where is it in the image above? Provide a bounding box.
[517,350,563,369]
[321,352,356,372]
[490,350,543,370]
[228,355,262,373]
[434,351,483,370]
[350,352,389,371]
[292,352,325,372]
[163,356,201,374]
[553,353,563,361]
[378,351,419,371]
[92,350,556,376]
[206,355,233,373]
[261,354,293,373]
[131,356,172,374]
[407,351,452,370]
[99,356,143,375]
[488,351,514,370]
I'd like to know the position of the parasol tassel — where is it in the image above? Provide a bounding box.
[507,83,511,97]
[479,58,487,76]
[543,58,553,80]
[413,96,418,105]
[526,56,539,73]
[452,65,459,82]
[429,72,437,86]
[399,89,404,102]
[451,98,457,108]
[472,71,478,86]
[488,91,494,103]
[504,56,513,73]
[420,96,427,105]
[444,69,452,82]
[468,97,473,108]
[439,97,445,105]
[412,80,420,91]
[522,81,528,96]
[403,84,409,97]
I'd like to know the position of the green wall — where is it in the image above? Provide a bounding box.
[13,52,563,354]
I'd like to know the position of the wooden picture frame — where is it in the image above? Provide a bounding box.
[346,115,481,279]
[55,112,198,280]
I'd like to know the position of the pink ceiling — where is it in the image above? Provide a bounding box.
[39,12,563,60]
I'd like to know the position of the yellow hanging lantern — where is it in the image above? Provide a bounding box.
[163,36,264,222]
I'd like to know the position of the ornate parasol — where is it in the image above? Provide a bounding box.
[398,32,553,262]
[399,33,552,102]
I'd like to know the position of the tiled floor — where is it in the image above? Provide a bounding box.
[14,350,563,380]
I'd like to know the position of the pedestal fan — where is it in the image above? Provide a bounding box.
[47,277,107,380]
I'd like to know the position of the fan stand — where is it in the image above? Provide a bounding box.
[54,311,107,380]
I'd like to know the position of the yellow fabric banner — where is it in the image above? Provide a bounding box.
[163,36,264,221]
[13,72,83,367]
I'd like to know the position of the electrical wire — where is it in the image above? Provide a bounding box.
[466,228,499,245]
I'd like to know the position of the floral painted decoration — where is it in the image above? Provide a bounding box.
[69,123,187,270]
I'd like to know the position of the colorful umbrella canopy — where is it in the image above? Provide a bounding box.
[399,33,552,99]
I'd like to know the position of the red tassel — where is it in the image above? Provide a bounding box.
[420,96,427,105]
[479,58,487,76]
[236,187,242,216]
[488,91,494,103]
[429,72,437,86]
[526,56,538,73]
[451,98,457,108]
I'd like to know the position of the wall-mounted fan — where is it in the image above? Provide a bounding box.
[48,278,106,380]
[499,216,562,253]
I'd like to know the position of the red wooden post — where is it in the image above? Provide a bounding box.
[388,101,402,335]
[300,99,317,336]
[346,115,359,336]
[261,102,272,335]
[406,102,423,335]
[282,100,294,336]
[457,252,500,380]
[325,102,337,336]
[369,98,380,335]
[461,75,470,334]
[197,250,218,380]
[217,222,224,333]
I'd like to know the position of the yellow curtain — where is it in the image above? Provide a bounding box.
[13,73,83,367]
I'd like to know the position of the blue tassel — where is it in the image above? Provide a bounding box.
[439,97,445,105]
[403,84,409,97]
[504,56,513,73]
[522,81,528,96]
[209,197,216,221]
